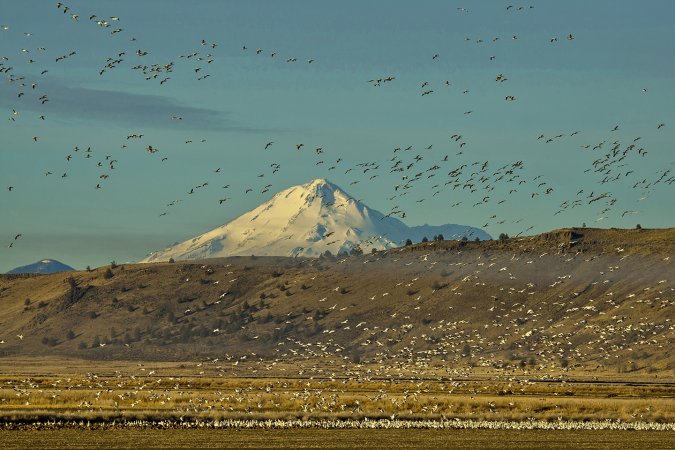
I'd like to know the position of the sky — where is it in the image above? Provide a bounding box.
[1,0,674,272]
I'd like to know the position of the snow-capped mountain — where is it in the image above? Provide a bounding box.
[141,179,490,262]
[6,259,75,274]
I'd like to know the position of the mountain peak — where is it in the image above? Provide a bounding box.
[307,178,331,187]
[141,180,490,262]
[300,178,345,198]
[7,259,75,275]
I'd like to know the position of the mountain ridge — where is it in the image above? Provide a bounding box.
[6,259,74,275]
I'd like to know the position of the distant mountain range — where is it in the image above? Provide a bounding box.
[7,259,74,274]
[142,178,490,262]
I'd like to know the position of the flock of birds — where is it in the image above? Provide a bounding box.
[1,2,672,256]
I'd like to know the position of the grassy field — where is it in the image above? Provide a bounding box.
[1,428,674,450]
[1,358,673,424]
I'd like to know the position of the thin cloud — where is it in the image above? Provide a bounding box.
[0,79,255,132]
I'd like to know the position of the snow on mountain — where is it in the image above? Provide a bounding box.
[141,179,490,262]
[6,259,75,274]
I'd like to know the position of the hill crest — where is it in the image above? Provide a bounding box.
[1,227,672,375]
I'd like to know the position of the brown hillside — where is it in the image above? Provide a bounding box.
[0,228,673,376]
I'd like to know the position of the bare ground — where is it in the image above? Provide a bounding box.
[1,428,673,450]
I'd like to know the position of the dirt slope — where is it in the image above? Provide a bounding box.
[0,227,673,375]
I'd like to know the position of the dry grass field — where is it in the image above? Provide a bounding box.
[0,357,673,424]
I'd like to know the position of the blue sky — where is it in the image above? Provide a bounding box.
[1,0,674,271]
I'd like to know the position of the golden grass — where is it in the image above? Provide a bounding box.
[1,366,672,423]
